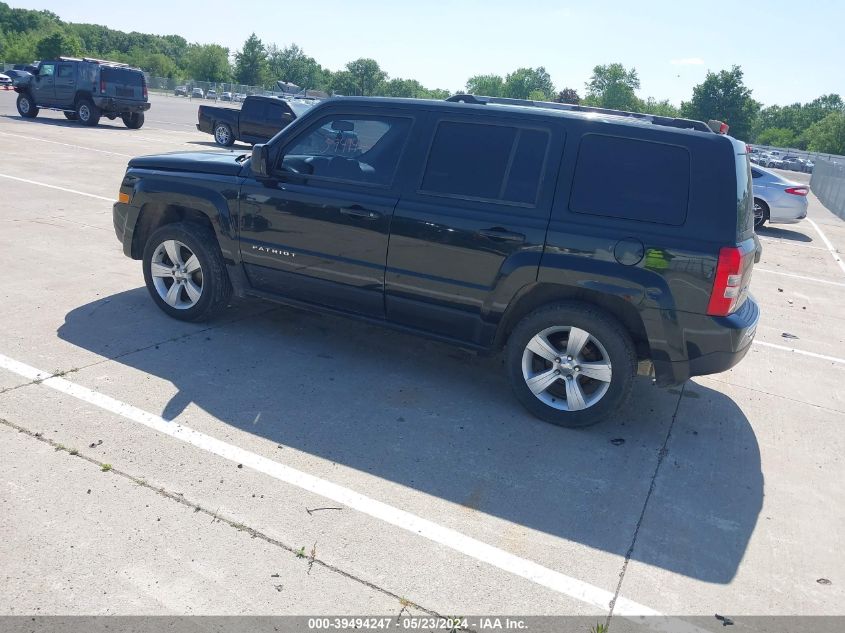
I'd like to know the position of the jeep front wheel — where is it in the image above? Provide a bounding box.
[506,302,636,427]
[76,98,101,126]
[142,222,232,322]
[16,93,38,118]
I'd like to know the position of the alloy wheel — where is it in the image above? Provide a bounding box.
[215,125,231,145]
[150,240,204,309]
[521,326,613,411]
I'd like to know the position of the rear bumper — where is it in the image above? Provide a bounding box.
[649,296,760,386]
[93,97,151,113]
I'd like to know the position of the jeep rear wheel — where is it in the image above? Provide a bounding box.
[121,112,145,129]
[142,222,232,322]
[76,98,101,126]
[506,302,636,427]
[16,93,38,118]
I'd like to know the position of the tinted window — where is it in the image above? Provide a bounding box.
[280,116,411,186]
[570,134,690,225]
[101,67,143,87]
[736,153,753,235]
[420,121,549,205]
[39,64,55,77]
[266,102,289,121]
[57,64,74,79]
[242,99,263,118]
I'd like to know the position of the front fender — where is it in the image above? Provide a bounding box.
[130,173,242,263]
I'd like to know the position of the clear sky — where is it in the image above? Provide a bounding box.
[10,0,845,106]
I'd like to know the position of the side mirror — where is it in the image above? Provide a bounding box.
[251,144,269,177]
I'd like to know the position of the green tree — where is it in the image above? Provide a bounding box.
[35,29,81,59]
[755,127,798,148]
[345,58,386,96]
[234,33,269,86]
[585,63,640,110]
[266,43,328,91]
[555,88,581,104]
[503,67,554,100]
[680,65,759,141]
[804,112,845,154]
[328,70,359,96]
[638,97,681,117]
[465,74,504,96]
[142,52,179,78]
[185,43,231,83]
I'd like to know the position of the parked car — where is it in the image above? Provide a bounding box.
[803,159,815,173]
[206,89,217,100]
[191,87,204,99]
[3,69,33,84]
[196,95,315,146]
[14,57,149,128]
[751,165,809,229]
[174,85,188,97]
[750,153,768,165]
[114,95,760,427]
[765,156,785,169]
[233,93,246,103]
[220,92,233,102]
[780,155,805,171]
[0,73,11,87]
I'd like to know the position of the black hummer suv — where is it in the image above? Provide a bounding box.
[15,57,150,128]
[113,95,760,426]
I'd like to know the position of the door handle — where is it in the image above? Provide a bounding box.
[476,228,526,243]
[340,206,381,220]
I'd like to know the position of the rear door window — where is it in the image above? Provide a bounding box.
[420,120,550,206]
[569,134,690,225]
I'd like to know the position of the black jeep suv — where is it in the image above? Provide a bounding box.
[113,95,759,426]
[15,57,150,128]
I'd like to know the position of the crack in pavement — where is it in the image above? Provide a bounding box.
[605,382,686,631]
[0,416,441,622]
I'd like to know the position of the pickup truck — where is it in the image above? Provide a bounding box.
[196,95,315,147]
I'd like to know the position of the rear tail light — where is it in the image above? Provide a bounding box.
[100,78,106,94]
[785,186,808,196]
[142,79,148,99]
[707,246,746,316]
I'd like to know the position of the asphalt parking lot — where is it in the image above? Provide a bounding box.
[0,92,843,632]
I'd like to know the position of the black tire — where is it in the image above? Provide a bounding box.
[64,111,78,120]
[121,112,145,129]
[753,198,769,230]
[506,302,637,428]
[213,122,235,147]
[76,97,101,126]
[16,93,38,118]
[142,222,232,322]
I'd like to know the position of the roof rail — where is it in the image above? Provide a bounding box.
[57,56,132,68]
[445,94,713,133]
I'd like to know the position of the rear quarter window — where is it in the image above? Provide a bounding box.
[101,67,143,87]
[569,134,691,225]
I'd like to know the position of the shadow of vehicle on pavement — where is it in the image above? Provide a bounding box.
[58,288,763,584]
[1,113,134,130]
[757,225,814,243]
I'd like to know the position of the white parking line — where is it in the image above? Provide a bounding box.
[807,218,845,277]
[0,130,132,158]
[754,267,845,288]
[0,352,705,633]
[754,341,845,365]
[0,173,113,202]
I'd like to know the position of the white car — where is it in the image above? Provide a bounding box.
[0,73,12,87]
[751,165,809,229]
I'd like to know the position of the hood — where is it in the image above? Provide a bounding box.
[128,151,246,176]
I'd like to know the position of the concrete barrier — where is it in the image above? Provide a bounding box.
[810,158,845,220]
